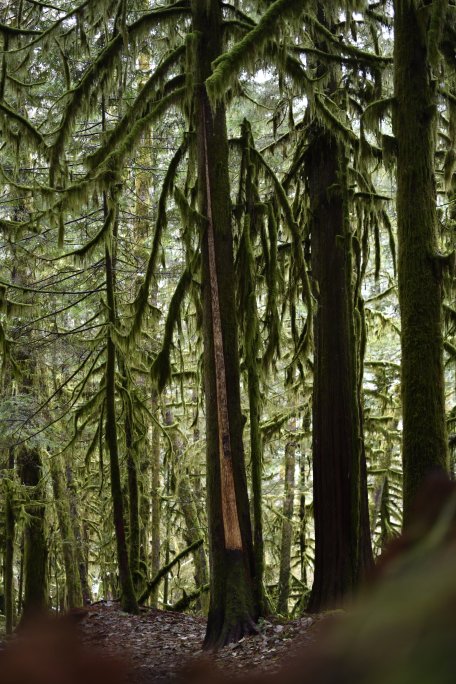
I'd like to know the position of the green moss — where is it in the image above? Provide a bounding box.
[206,0,306,105]
[393,0,449,524]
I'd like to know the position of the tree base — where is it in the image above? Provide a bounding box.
[202,550,258,651]
[203,615,258,651]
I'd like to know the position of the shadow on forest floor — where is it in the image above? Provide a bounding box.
[0,605,321,683]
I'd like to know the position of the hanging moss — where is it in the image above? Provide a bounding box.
[49,0,190,177]
[252,147,312,357]
[206,0,306,105]
[126,140,188,344]
[87,46,186,169]
[89,84,186,175]
[150,265,195,392]
[0,100,48,152]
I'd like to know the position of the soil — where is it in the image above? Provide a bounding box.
[78,602,320,683]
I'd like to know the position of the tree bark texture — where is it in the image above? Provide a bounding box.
[19,447,48,623]
[393,0,448,526]
[306,126,373,611]
[191,0,258,649]
[277,425,297,615]
[105,238,138,614]
[50,454,83,609]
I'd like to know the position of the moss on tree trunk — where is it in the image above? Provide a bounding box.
[150,392,161,607]
[393,0,449,526]
[277,422,297,615]
[19,447,48,623]
[191,0,258,649]
[66,462,92,604]
[50,454,83,609]
[306,126,373,612]
[4,450,15,633]
[105,238,138,614]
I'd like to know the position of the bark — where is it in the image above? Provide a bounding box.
[164,408,208,603]
[150,394,161,607]
[393,0,448,526]
[105,237,138,614]
[305,8,372,611]
[191,0,258,649]
[4,450,15,634]
[277,424,297,615]
[123,368,141,592]
[306,123,373,611]
[19,447,48,623]
[50,454,83,609]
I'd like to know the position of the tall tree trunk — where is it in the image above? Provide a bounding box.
[277,421,297,615]
[105,225,138,614]
[241,139,267,614]
[19,447,48,623]
[4,449,15,633]
[66,462,92,604]
[306,124,373,611]
[393,0,448,526]
[305,7,372,611]
[50,454,83,609]
[191,0,258,649]
[164,408,208,605]
[150,392,161,607]
[121,362,141,593]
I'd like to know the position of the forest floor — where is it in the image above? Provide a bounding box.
[78,602,321,682]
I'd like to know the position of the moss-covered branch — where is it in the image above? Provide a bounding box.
[138,538,204,605]
[206,0,305,104]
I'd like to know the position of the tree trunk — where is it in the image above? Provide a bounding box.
[122,365,141,593]
[393,0,448,526]
[277,422,297,615]
[4,449,15,633]
[164,408,208,606]
[66,462,92,604]
[191,0,258,649]
[50,454,83,609]
[19,447,48,623]
[150,393,161,607]
[306,124,373,611]
[105,234,138,614]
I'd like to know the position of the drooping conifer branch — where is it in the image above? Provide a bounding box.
[150,262,196,393]
[87,47,186,169]
[206,0,306,105]
[125,139,188,344]
[89,84,186,173]
[304,11,392,64]
[251,147,313,358]
[49,1,190,177]
[0,100,48,152]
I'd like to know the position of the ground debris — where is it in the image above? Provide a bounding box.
[78,604,318,682]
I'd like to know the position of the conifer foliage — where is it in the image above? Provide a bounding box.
[0,0,454,654]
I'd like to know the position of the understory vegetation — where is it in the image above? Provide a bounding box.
[0,0,456,651]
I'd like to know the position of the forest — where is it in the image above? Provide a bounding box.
[1,0,456,681]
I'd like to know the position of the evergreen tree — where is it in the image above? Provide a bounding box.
[191,0,259,649]
[393,0,449,525]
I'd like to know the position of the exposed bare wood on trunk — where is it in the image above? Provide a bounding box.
[202,98,242,552]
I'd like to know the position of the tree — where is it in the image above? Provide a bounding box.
[207,0,377,610]
[191,0,259,649]
[393,0,449,525]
